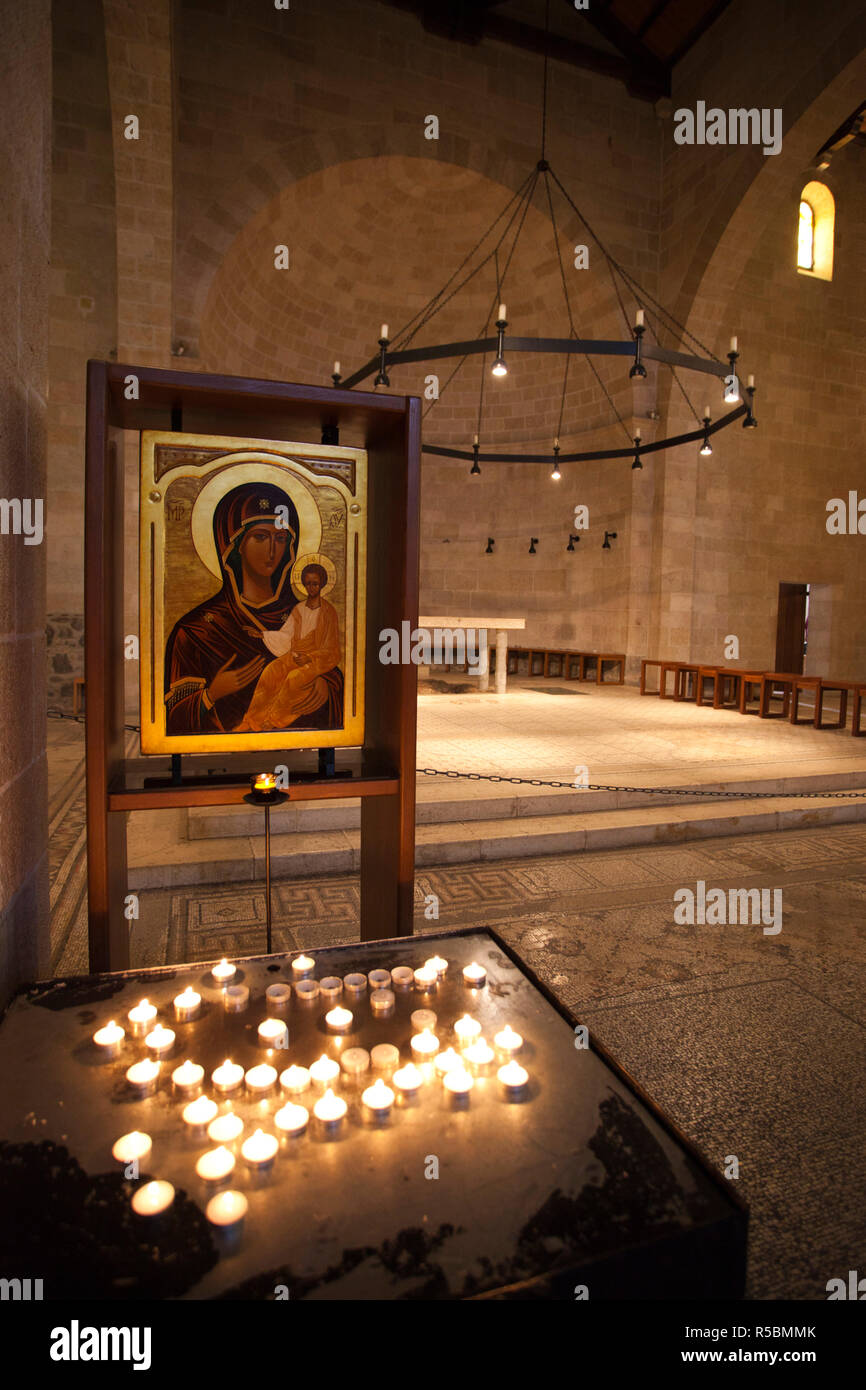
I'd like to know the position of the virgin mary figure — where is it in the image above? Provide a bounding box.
[164,481,300,735]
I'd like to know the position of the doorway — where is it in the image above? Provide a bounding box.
[774,582,809,673]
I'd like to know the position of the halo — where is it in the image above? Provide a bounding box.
[189,457,323,578]
[291,552,337,599]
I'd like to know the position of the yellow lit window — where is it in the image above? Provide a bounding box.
[797,200,814,270]
[796,182,834,281]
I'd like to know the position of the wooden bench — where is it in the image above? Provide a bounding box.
[853,684,866,736]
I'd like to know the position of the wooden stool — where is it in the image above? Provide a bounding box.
[714,669,743,709]
[565,653,584,680]
[674,663,699,701]
[544,650,567,678]
[816,679,857,730]
[758,672,800,719]
[640,658,662,695]
[73,677,85,716]
[852,685,866,736]
[790,675,822,726]
[528,649,546,677]
[695,666,720,706]
[581,654,600,683]
[507,647,527,675]
[659,661,680,699]
[738,672,765,715]
[598,654,625,684]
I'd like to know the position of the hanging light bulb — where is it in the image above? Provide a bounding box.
[551,440,561,481]
[699,409,713,457]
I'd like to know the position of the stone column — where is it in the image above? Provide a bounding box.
[495,629,509,695]
[477,627,490,692]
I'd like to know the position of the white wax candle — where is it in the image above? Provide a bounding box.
[389,966,414,990]
[410,1009,437,1033]
[128,998,157,1037]
[131,1180,174,1217]
[413,965,437,989]
[494,1024,523,1057]
[498,303,506,321]
[380,323,389,341]
[635,308,645,327]
[410,1028,439,1060]
[126,1058,160,1095]
[362,1078,394,1117]
[393,1062,423,1096]
[340,1047,370,1079]
[294,979,319,1002]
[207,1112,244,1146]
[212,1059,244,1094]
[223,984,249,1013]
[343,972,367,995]
[370,988,395,1016]
[196,1146,236,1182]
[206,1189,247,1232]
[319,977,343,1003]
[112,1130,152,1165]
[182,1095,218,1129]
[332,360,341,376]
[211,958,236,984]
[498,1060,529,1094]
[280,1064,311,1095]
[325,1005,353,1034]
[171,1059,204,1095]
[434,1047,463,1076]
[93,1020,125,1059]
[145,1024,175,1058]
[265,982,292,1009]
[291,954,315,979]
[425,955,448,978]
[241,1128,279,1169]
[258,1018,289,1049]
[462,961,487,986]
[173,987,201,1022]
[464,1037,495,1073]
[275,1102,309,1137]
[245,1063,277,1095]
[747,374,755,388]
[453,1014,482,1047]
[443,1067,474,1098]
[473,433,479,446]
[729,335,738,353]
[368,968,391,990]
[703,405,711,421]
[634,427,641,441]
[370,1043,400,1073]
[313,1088,347,1132]
[309,1053,340,1090]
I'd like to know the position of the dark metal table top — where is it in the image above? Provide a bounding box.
[0,928,746,1299]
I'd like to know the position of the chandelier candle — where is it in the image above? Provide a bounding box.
[93,1020,124,1060]
[173,987,201,1022]
[128,998,157,1038]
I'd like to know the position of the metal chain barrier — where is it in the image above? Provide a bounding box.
[419,768,866,801]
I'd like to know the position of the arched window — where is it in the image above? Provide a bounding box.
[796,182,834,281]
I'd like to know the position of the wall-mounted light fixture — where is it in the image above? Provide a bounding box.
[528,537,538,554]
[602,531,618,549]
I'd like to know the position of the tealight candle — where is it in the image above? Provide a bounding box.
[434,1047,463,1076]
[212,1059,244,1095]
[128,998,157,1038]
[425,955,448,978]
[462,961,487,987]
[392,1062,423,1097]
[498,1060,529,1096]
[112,1131,152,1166]
[145,1024,175,1059]
[294,979,319,1003]
[309,1053,340,1090]
[211,958,236,985]
[362,1077,394,1118]
[93,1020,125,1060]
[370,988,395,1017]
[280,1064,311,1095]
[131,1180,174,1217]
[325,1005,353,1034]
[454,1014,482,1047]
[291,954,315,979]
[413,965,437,990]
[343,972,367,995]
[258,1018,289,1049]
[390,966,414,990]
[206,1189,247,1243]
[207,1112,244,1146]
[340,1047,370,1080]
[241,1128,279,1169]
[171,1059,204,1097]
[126,1058,160,1096]
[370,1043,400,1073]
[313,1087,347,1134]
[443,1067,474,1103]
[173,987,201,1022]
[368,969,391,990]
[254,771,276,792]
[265,982,292,1009]
[182,1095,218,1130]
[464,1037,495,1074]
[319,977,343,1003]
[223,984,249,1013]
[275,1103,309,1137]
[196,1145,236,1183]
[245,1063,277,1096]
[411,1009,437,1033]
[494,1024,523,1057]
[410,1028,439,1060]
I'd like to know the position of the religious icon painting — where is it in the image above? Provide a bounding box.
[139,431,367,754]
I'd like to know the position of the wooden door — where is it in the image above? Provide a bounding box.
[774,583,808,674]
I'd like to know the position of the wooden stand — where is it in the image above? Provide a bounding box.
[84,361,421,973]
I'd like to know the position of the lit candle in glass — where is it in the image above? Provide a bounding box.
[126,1058,160,1096]
[131,1180,174,1217]
[280,1064,311,1095]
[145,1024,176,1059]
[464,1037,495,1074]
[258,1018,289,1049]
[462,961,487,987]
[212,1058,244,1095]
[313,1087,347,1135]
[340,1047,370,1081]
[245,1063,277,1096]
[390,966,414,990]
[241,1128,279,1170]
[368,968,391,990]
[112,1131,152,1166]
[182,1095,218,1131]
[294,979,319,1003]
[265,982,292,1009]
[325,1005,353,1034]
[410,1028,439,1060]
[275,1102,309,1138]
[319,977,343,1004]
[223,984,249,1013]
[369,988,395,1017]
[410,1009,437,1033]
[309,1053,340,1090]
[413,965,437,990]
[254,771,276,792]
[453,1014,482,1048]
[370,1043,400,1073]
[494,1024,523,1057]
[425,955,448,978]
[434,1047,463,1076]
[498,1060,529,1097]
[128,998,157,1038]
[173,987,201,1022]
[343,972,367,995]
[291,954,315,979]
[206,1189,247,1244]
[362,1077,394,1119]
[393,1062,423,1098]
[207,1112,244,1147]
[171,1059,204,1097]
[196,1145,236,1183]
[93,1020,125,1060]
[211,958,236,985]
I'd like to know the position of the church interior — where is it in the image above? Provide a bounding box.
[1,0,865,1316]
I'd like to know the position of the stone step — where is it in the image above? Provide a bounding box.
[127,789,866,889]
